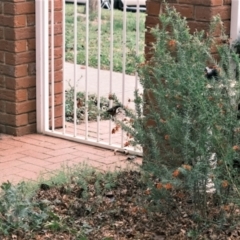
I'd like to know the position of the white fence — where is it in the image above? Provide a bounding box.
[230,0,240,44]
[36,0,144,155]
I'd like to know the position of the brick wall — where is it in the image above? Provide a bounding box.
[0,0,63,136]
[145,0,232,61]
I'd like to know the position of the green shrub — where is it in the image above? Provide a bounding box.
[0,181,49,236]
[118,2,240,228]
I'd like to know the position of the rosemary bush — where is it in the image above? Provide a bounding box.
[119,3,240,226]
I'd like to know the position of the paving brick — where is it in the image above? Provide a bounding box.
[19,148,50,159]
[44,147,78,157]
[43,154,79,164]
[17,163,49,173]
[16,170,39,181]
[18,156,53,165]
[0,133,143,185]
[0,160,25,169]
[0,153,26,162]
[0,147,27,156]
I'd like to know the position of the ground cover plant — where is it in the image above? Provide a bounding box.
[65,81,117,123]
[65,4,145,75]
[1,162,240,239]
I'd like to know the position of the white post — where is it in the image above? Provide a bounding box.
[230,0,240,44]
[36,0,49,133]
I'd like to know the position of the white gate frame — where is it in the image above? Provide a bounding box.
[230,0,240,44]
[35,0,142,156]
[36,0,49,133]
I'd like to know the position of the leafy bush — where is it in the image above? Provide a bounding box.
[118,2,240,229]
[0,181,49,236]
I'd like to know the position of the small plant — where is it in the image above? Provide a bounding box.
[0,181,49,236]
[117,2,240,234]
[65,80,117,123]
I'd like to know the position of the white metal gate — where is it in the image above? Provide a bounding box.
[36,0,144,155]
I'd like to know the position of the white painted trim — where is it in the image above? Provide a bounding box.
[36,0,49,133]
[230,0,240,44]
[42,129,143,157]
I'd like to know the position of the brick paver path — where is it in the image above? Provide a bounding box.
[0,133,142,185]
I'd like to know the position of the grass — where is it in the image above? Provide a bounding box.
[65,3,146,75]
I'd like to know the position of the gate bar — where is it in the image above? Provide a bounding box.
[230,0,240,44]
[36,0,49,133]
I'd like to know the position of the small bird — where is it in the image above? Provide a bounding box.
[205,67,218,80]
[106,105,122,117]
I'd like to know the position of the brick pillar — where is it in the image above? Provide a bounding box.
[0,0,63,136]
[145,0,232,61]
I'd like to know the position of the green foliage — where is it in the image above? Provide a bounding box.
[65,80,117,123]
[118,2,240,228]
[65,4,145,75]
[0,181,48,236]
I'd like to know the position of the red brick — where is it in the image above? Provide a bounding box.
[0,3,3,14]
[54,0,63,11]
[224,0,231,4]
[27,39,35,50]
[4,2,35,15]
[195,6,231,21]
[27,14,35,26]
[3,64,28,77]
[145,16,160,26]
[28,111,36,124]
[188,21,212,34]
[54,47,63,59]
[146,1,161,16]
[54,34,62,47]
[0,88,15,101]
[28,62,35,75]
[0,75,5,88]
[0,51,4,63]
[49,104,63,118]
[179,0,223,5]
[0,100,5,112]
[0,27,3,39]
[6,100,36,114]
[49,24,63,35]
[171,4,194,19]
[0,112,28,126]
[54,70,63,82]
[5,51,35,65]
[6,123,36,136]
[0,124,6,133]
[0,40,27,53]
[4,15,26,28]
[49,81,62,95]
[5,76,36,90]
[49,58,62,72]
[15,114,28,126]
[16,89,28,102]
[5,26,35,40]
[49,93,63,107]
[54,11,63,24]
[27,87,36,100]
